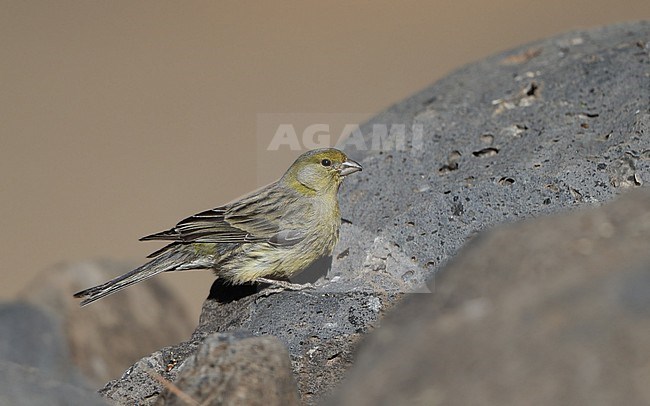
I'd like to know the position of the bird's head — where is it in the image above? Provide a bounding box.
[282,148,362,195]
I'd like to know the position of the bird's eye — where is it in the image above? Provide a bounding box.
[321,159,332,167]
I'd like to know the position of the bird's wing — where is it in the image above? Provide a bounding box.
[140,207,272,243]
[140,188,306,248]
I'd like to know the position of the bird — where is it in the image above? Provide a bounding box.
[74,148,362,306]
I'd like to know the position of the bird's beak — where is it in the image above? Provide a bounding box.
[338,159,363,176]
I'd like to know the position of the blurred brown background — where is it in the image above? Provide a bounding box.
[2,2,649,320]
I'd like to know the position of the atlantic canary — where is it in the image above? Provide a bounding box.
[74,148,362,306]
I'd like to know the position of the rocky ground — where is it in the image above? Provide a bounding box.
[329,188,650,405]
[1,21,647,405]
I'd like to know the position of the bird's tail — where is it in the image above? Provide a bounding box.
[73,244,200,306]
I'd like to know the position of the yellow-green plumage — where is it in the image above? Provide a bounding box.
[74,148,361,306]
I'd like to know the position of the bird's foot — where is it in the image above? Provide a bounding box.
[255,278,314,296]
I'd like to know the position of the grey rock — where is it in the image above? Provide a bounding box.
[101,331,253,405]
[102,22,650,405]
[22,260,195,384]
[155,334,300,406]
[101,292,392,405]
[329,188,650,406]
[0,302,108,405]
[0,361,107,406]
[338,21,649,285]
[194,290,395,404]
[0,302,79,383]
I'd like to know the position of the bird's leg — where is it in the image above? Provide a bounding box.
[255,277,314,293]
